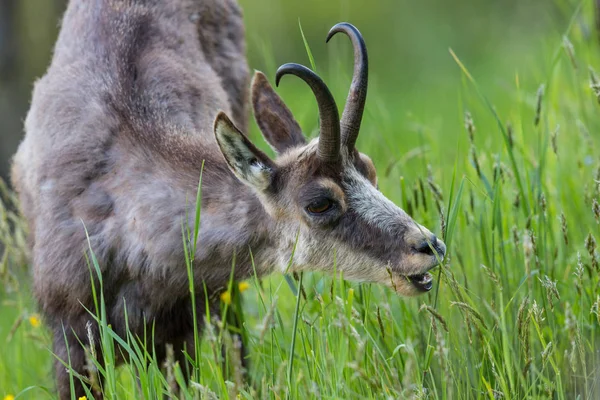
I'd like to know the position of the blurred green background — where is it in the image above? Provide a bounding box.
[2,2,600,398]
[0,0,571,182]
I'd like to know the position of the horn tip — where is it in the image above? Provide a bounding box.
[326,22,362,43]
[325,30,337,43]
[326,22,345,42]
[274,64,288,87]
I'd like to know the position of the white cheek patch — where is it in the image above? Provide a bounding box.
[282,228,394,284]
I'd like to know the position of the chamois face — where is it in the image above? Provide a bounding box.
[215,72,445,296]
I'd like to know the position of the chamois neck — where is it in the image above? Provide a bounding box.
[189,161,281,279]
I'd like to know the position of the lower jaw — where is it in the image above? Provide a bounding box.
[407,272,433,292]
[387,272,434,296]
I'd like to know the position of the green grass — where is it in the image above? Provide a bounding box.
[1,1,600,399]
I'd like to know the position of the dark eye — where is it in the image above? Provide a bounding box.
[306,198,333,214]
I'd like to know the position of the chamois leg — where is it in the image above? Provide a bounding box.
[163,301,213,394]
[53,325,102,400]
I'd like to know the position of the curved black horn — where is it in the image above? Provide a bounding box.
[326,22,368,152]
[276,63,340,163]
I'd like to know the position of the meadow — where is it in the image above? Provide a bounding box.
[0,0,599,398]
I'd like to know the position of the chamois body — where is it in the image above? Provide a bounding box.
[12,1,447,398]
[12,0,264,397]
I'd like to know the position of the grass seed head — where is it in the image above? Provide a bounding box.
[258,296,278,344]
[595,165,600,195]
[591,295,600,324]
[562,35,577,69]
[470,145,482,178]
[523,231,533,258]
[560,212,569,245]
[84,321,100,394]
[413,183,420,210]
[551,125,559,156]
[534,84,544,127]
[512,226,520,248]
[585,233,598,271]
[530,300,546,325]
[516,296,530,345]
[513,192,520,209]
[464,111,475,143]
[592,198,600,224]
[569,340,578,372]
[493,158,502,183]
[539,276,560,311]
[418,178,428,212]
[540,193,547,216]
[376,306,386,339]
[469,189,475,212]
[432,318,449,371]
[589,66,600,104]
[450,302,487,330]
[544,383,556,399]
[190,382,219,400]
[541,341,553,366]
[163,343,177,395]
[419,303,449,332]
[480,264,501,288]
[574,253,584,295]
[427,168,443,202]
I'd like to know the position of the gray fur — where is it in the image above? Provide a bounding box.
[11,2,445,398]
[12,0,254,398]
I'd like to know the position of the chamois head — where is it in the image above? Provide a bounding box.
[214,23,445,296]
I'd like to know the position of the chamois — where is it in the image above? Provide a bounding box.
[11,0,445,397]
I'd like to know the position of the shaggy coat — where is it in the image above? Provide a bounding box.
[11,1,445,398]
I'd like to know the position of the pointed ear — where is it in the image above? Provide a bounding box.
[214,112,275,191]
[251,71,306,154]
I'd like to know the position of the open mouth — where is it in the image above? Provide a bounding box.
[408,272,433,292]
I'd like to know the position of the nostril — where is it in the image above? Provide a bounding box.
[415,235,446,257]
[436,239,447,257]
[415,236,436,256]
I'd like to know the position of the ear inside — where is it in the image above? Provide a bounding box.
[251,71,306,154]
[214,112,275,191]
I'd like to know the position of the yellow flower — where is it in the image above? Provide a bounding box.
[220,291,231,305]
[78,397,87,400]
[4,395,15,400]
[29,314,41,328]
[238,281,250,293]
